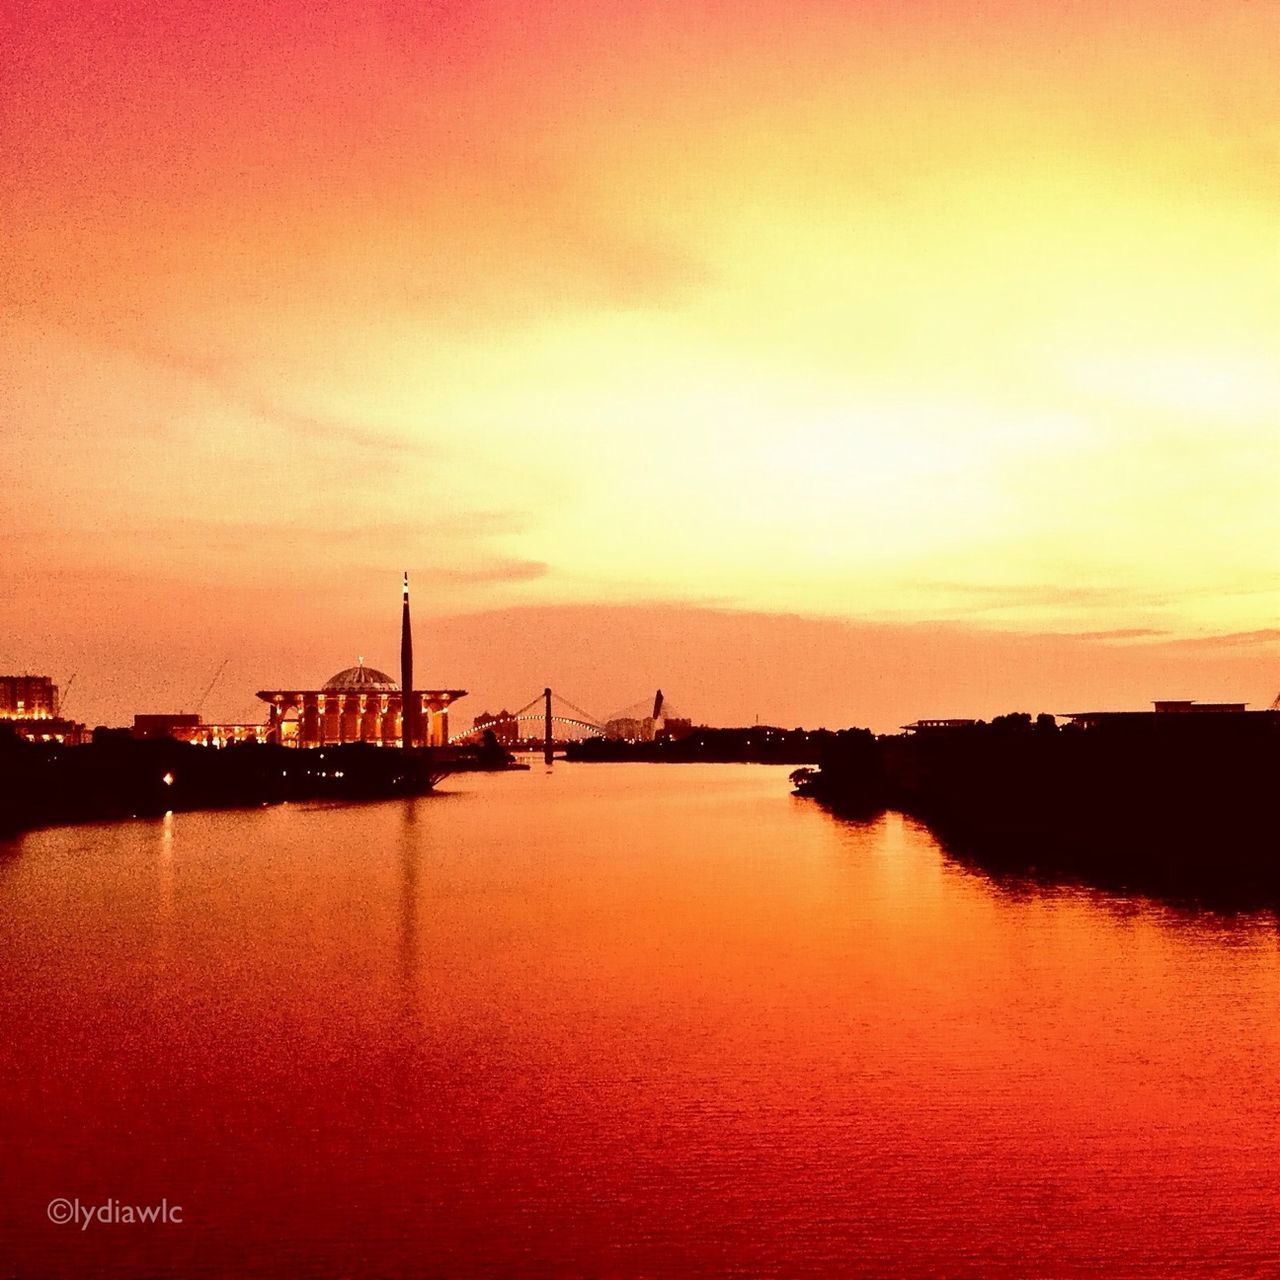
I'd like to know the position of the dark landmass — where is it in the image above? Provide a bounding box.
[566,726,834,765]
[474,728,528,771]
[0,727,518,836]
[793,712,1280,901]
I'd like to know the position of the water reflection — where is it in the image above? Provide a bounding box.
[3,765,1280,1278]
[927,823,1280,921]
[815,790,1280,920]
[158,809,175,919]
[399,797,420,1005]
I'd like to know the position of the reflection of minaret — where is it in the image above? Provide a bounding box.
[401,571,415,750]
[399,801,420,1000]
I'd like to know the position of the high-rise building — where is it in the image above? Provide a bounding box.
[0,675,58,720]
[0,675,85,743]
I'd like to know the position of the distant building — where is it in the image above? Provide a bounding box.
[0,674,85,743]
[257,663,465,748]
[132,714,269,747]
[472,710,520,746]
[601,715,694,742]
[1067,700,1256,730]
[186,723,271,747]
[1,675,58,719]
[132,713,203,740]
[605,716,647,741]
[903,718,978,733]
[1151,700,1247,715]
[605,689,693,742]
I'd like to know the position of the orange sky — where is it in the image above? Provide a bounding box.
[4,0,1278,730]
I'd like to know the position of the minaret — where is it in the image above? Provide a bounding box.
[400,571,415,750]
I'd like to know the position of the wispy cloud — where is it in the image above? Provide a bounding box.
[129,336,433,455]
[1064,628,1169,642]
[434,558,548,585]
[1166,628,1280,649]
[919,581,1160,613]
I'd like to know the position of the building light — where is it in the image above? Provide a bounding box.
[162,772,175,786]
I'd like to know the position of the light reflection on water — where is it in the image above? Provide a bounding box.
[1,764,1278,1278]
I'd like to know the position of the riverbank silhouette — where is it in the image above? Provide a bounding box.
[567,726,833,765]
[794,712,1280,904]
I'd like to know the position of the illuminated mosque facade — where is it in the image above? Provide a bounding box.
[255,573,465,748]
[256,663,464,748]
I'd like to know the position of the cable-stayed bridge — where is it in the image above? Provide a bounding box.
[450,688,688,761]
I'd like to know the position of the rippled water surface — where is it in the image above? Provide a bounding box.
[2,764,1278,1277]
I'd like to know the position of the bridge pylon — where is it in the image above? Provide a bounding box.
[448,690,609,751]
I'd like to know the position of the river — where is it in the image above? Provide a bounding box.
[2,763,1277,1277]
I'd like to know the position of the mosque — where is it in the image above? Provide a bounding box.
[255,573,465,749]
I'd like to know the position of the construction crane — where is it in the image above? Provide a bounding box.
[59,673,77,717]
[194,658,229,716]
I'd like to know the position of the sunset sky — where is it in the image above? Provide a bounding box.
[5,0,1278,731]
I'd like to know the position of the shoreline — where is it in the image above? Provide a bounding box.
[0,735,524,837]
[793,714,1280,899]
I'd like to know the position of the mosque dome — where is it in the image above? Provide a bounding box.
[322,662,399,692]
